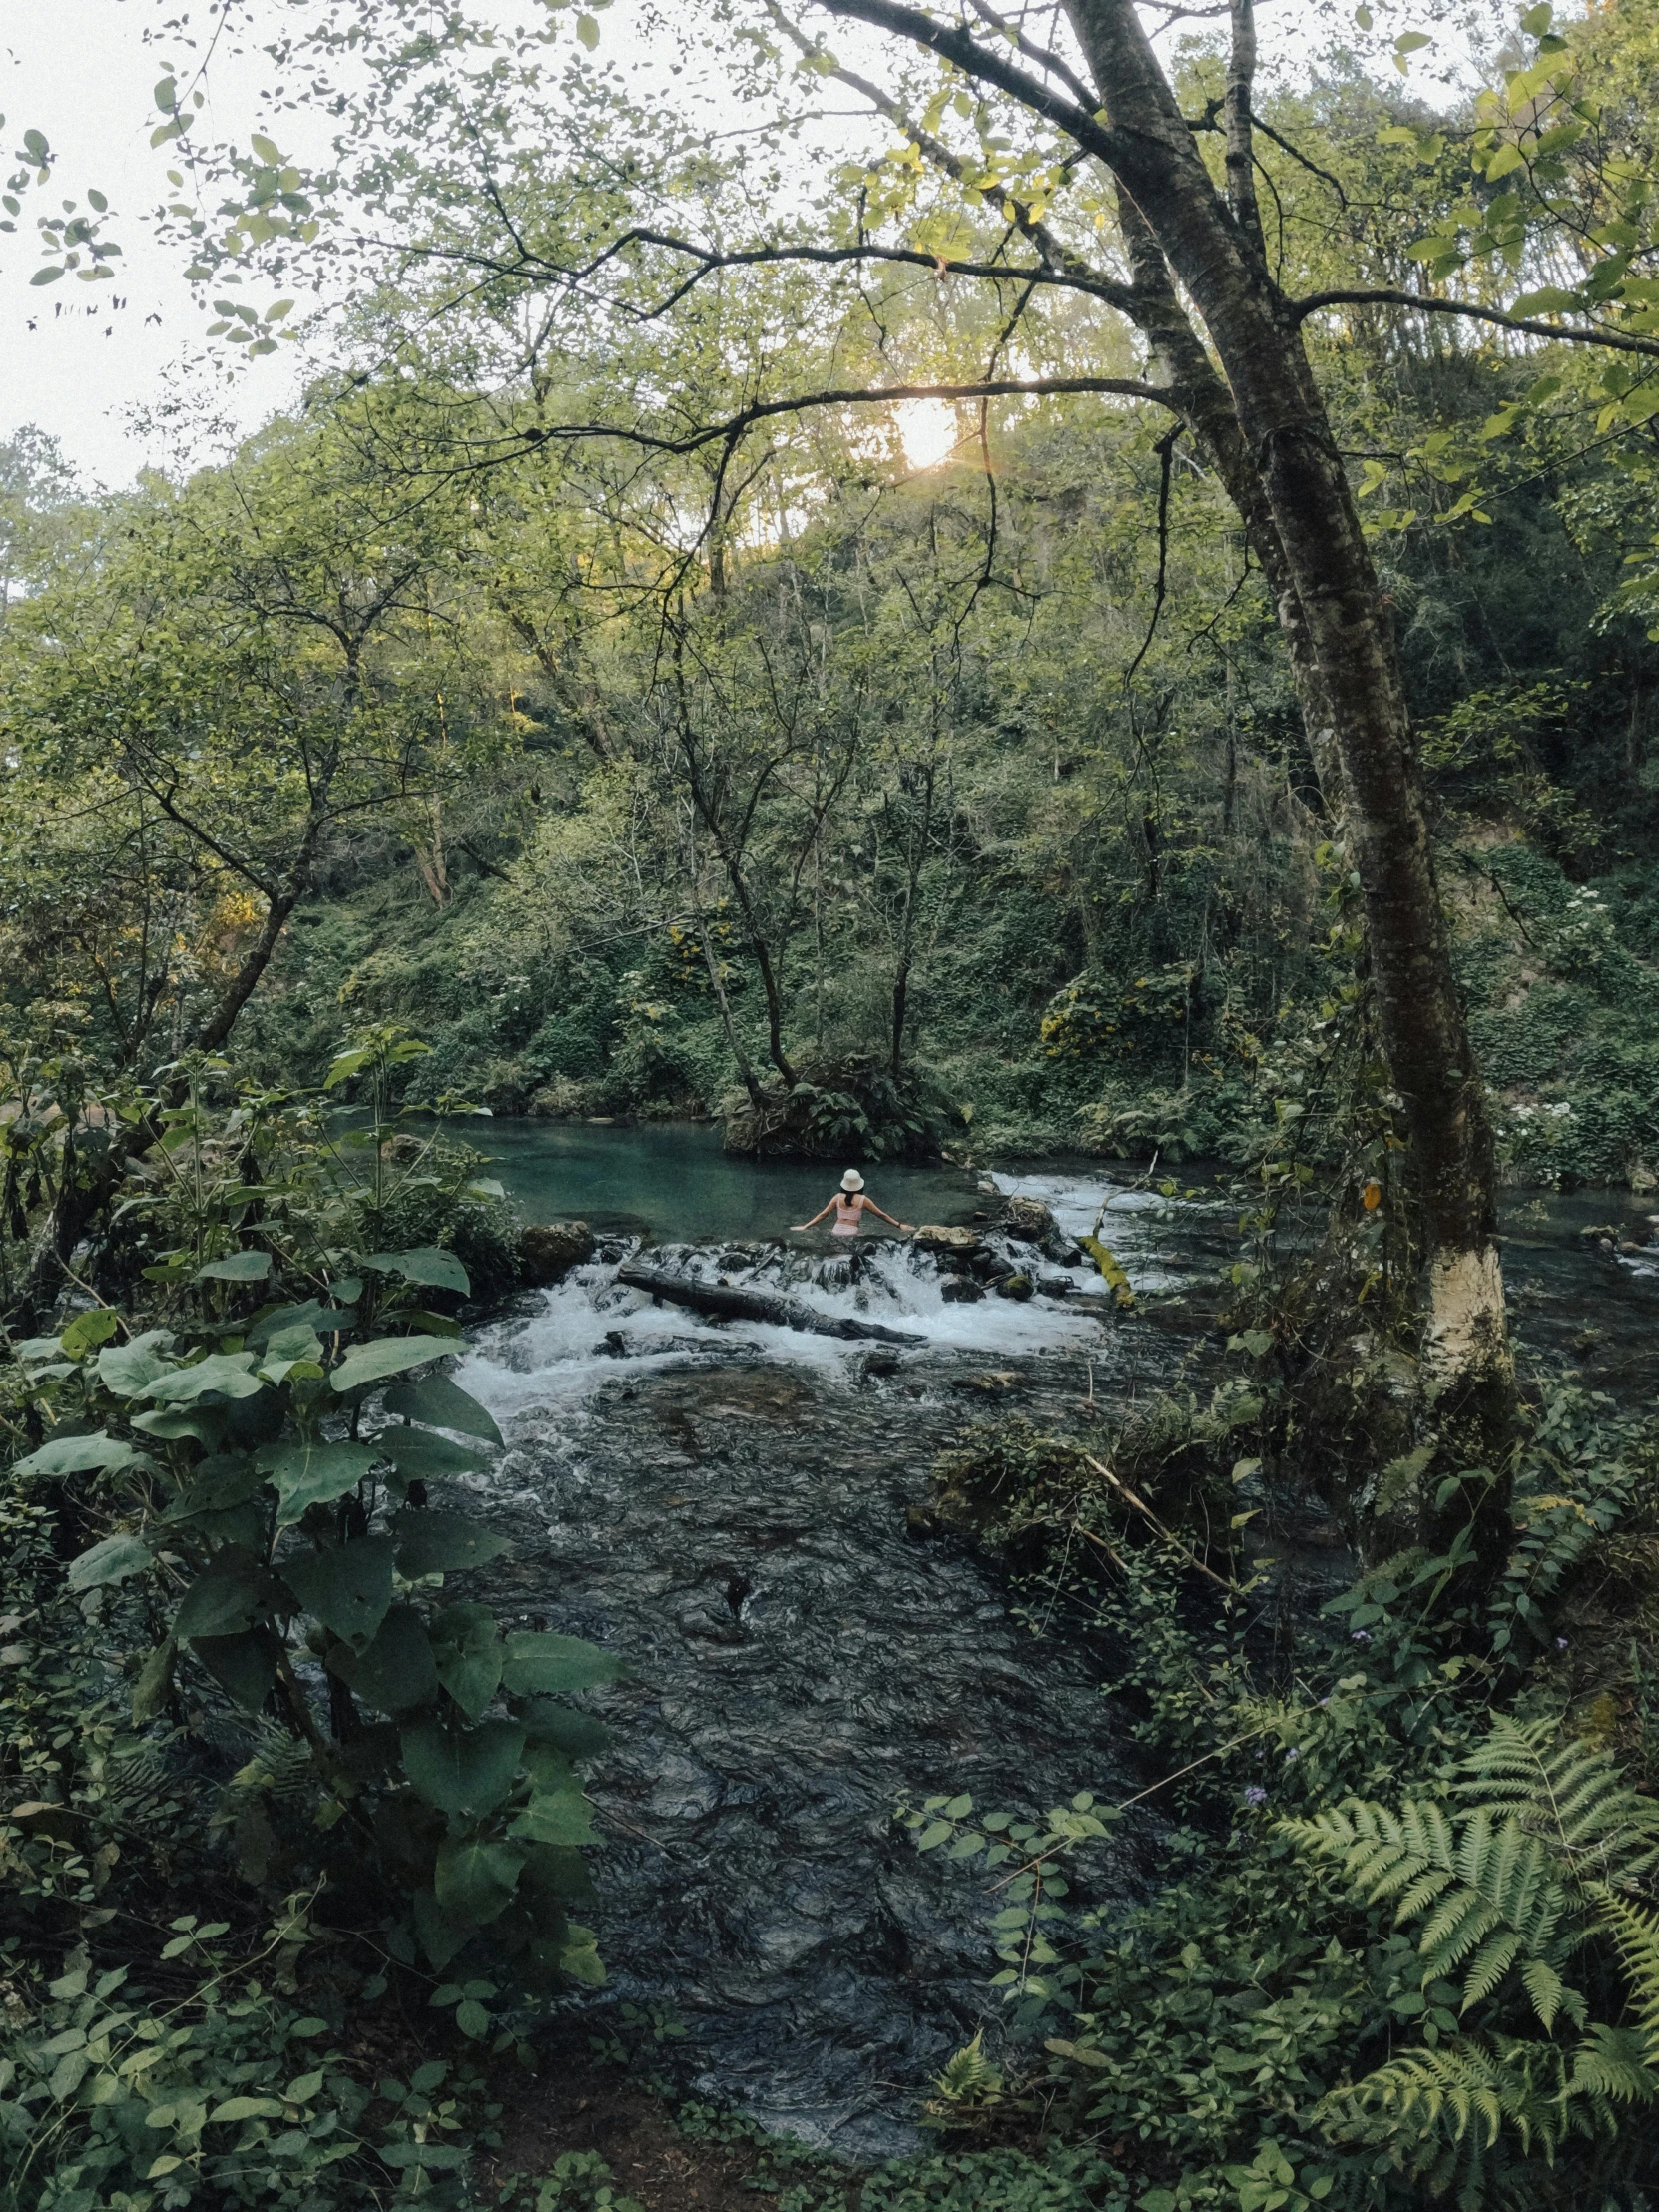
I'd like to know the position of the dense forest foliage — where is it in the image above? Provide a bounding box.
[1,14,1657,1187]
[5,0,1659,2205]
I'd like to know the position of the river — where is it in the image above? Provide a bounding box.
[439,1122,1659,2154]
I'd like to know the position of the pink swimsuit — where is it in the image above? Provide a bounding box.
[832,1194,864,1237]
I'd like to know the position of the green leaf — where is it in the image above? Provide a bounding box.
[330,1605,438,1714]
[429,1602,504,1719]
[30,265,64,285]
[507,1790,596,1847]
[412,1889,471,1969]
[131,1405,225,1445]
[501,1630,622,1697]
[455,1997,491,2039]
[520,1700,609,1759]
[97,1332,175,1397]
[259,1439,379,1528]
[249,1301,353,1350]
[132,1637,177,1723]
[559,1925,605,1986]
[521,1841,597,1906]
[163,1454,265,1522]
[196,1250,272,1283]
[280,1537,395,1651]
[68,1532,154,1592]
[11,1431,154,1479]
[142,1352,264,1404]
[190,1626,282,1714]
[363,1247,471,1296]
[384,1373,503,1446]
[50,2050,89,2101]
[154,76,178,111]
[208,2095,284,2123]
[576,12,599,46]
[60,1308,120,1357]
[175,1547,278,1639]
[373,1428,489,1481]
[257,1323,324,1381]
[391,1510,512,1578]
[1509,284,1578,316]
[401,1717,526,1815]
[330,1336,463,1393]
[323,1046,371,1090]
[434,1832,525,1927]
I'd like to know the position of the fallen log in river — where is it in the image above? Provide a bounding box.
[616,1261,925,1346]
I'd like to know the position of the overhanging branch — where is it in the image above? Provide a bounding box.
[506,376,1175,465]
[1294,286,1659,363]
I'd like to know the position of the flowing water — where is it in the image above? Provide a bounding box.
[439,1123,1659,2154]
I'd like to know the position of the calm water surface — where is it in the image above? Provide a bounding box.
[475,1118,986,1242]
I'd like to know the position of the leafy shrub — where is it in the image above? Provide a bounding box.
[0,1907,497,2212]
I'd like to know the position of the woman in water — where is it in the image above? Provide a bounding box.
[791,1168,913,1238]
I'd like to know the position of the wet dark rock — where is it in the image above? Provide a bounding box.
[1037,1274,1074,1299]
[912,1224,981,1263]
[997,1195,1081,1264]
[996,1273,1035,1302]
[939,1278,984,1305]
[520,1219,597,1283]
[858,1350,902,1380]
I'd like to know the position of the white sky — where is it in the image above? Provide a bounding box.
[1,0,1492,489]
[0,0,325,485]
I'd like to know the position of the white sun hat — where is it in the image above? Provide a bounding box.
[840,1169,865,1191]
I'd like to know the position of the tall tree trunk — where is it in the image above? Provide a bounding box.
[1058,0,1512,1557]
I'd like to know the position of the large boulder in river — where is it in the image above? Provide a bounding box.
[518,1220,596,1284]
[913,1223,981,1272]
[997,1196,1080,1265]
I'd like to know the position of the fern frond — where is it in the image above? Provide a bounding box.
[1587,1885,1659,2056]
[1518,1956,1565,2033]
[230,1719,316,1802]
[1459,1718,1659,1879]
[100,1738,182,1833]
[1419,1888,1503,1977]
[1347,2038,1512,2148]
[1392,1868,1457,1922]
[1565,2021,1658,2107]
[1461,1928,1523,2011]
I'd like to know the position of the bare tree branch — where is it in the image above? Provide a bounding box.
[1293,286,1659,362]
[504,376,1176,466]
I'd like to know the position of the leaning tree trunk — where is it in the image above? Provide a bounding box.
[1057,0,1512,1573]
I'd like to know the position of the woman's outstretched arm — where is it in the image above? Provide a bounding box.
[790,1198,837,1231]
[860,1201,914,1231]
